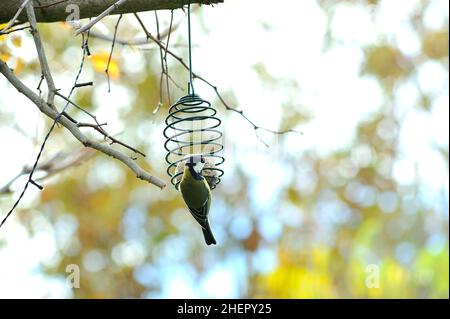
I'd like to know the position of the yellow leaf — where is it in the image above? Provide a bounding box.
[90,52,120,80]
[0,23,8,42]
[14,58,25,75]
[11,36,22,47]
[0,53,10,62]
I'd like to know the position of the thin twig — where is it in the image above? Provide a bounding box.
[36,72,44,97]
[88,13,183,47]
[26,2,57,106]
[134,12,181,110]
[127,17,303,140]
[0,148,95,195]
[106,14,122,92]
[56,92,147,157]
[197,76,303,136]
[164,11,174,105]
[0,35,164,189]
[0,28,90,229]
[94,11,301,140]
[54,81,145,157]
[74,81,94,88]
[0,60,166,231]
[0,0,31,35]
[77,122,146,157]
[74,0,128,36]
[154,11,167,107]
[0,25,31,35]
[133,12,169,105]
[54,91,100,124]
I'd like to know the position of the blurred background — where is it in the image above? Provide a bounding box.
[0,0,448,298]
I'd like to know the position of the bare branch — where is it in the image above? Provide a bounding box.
[0,61,166,190]
[89,17,182,47]
[75,0,128,36]
[0,148,95,195]
[152,11,171,106]
[106,14,123,92]
[0,0,223,24]
[127,16,303,140]
[77,122,147,158]
[0,0,31,35]
[26,2,57,106]
[0,25,31,35]
[0,60,166,229]
[90,9,301,142]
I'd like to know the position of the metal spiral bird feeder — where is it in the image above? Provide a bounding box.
[163,1,224,190]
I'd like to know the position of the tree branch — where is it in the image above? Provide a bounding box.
[0,0,31,34]
[75,0,127,36]
[26,1,57,106]
[112,17,303,142]
[0,148,95,195]
[0,0,224,24]
[0,60,167,190]
[88,16,182,46]
[54,92,147,157]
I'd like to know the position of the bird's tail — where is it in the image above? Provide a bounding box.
[202,220,217,245]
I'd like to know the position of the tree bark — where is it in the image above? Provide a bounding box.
[0,0,223,24]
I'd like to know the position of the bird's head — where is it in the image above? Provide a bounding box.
[184,154,206,174]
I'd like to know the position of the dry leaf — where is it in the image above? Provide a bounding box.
[14,58,25,74]
[91,52,120,79]
[0,52,10,62]
[11,36,22,47]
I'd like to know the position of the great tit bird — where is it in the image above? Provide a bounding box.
[179,154,216,245]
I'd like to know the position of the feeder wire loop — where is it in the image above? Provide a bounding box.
[164,94,224,190]
[187,0,195,95]
[163,1,224,190]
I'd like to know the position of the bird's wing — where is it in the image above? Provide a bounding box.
[187,197,209,229]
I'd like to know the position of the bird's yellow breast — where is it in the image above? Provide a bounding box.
[180,167,211,209]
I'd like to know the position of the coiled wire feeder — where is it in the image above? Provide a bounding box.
[163,93,224,190]
[163,1,224,190]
